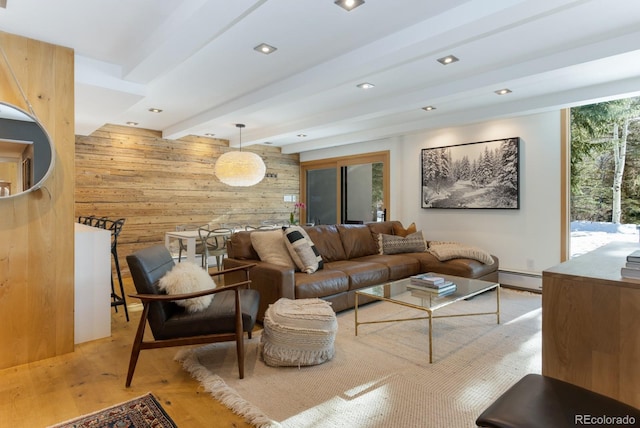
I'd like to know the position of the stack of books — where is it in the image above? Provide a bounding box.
[407,273,457,296]
[621,250,640,279]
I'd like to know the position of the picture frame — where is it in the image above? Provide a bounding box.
[421,137,520,209]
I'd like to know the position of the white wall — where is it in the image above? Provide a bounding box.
[300,111,563,274]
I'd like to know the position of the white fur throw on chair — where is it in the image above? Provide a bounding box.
[158,262,216,312]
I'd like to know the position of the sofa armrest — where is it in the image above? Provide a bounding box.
[224,258,295,321]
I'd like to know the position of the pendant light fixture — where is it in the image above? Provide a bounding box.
[214,123,266,186]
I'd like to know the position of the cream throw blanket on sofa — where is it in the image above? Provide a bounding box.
[427,241,494,265]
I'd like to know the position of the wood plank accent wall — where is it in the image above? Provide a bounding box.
[75,124,300,280]
[0,32,75,369]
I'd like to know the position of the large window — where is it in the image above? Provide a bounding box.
[568,97,640,258]
[301,152,389,225]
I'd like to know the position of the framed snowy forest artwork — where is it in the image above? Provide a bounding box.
[421,137,520,209]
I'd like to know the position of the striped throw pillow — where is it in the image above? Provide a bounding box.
[284,226,324,274]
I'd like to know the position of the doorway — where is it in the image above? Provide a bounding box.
[301,151,389,225]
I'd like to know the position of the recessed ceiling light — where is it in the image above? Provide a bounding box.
[297,134,307,138]
[495,88,512,95]
[126,121,139,126]
[357,82,375,89]
[422,106,436,111]
[204,133,216,137]
[148,108,163,113]
[264,141,273,145]
[335,0,365,11]
[254,43,277,55]
[436,55,459,65]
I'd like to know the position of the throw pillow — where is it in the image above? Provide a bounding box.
[379,230,427,255]
[158,262,216,313]
[393,222,417,237]
[250,229,296,268]
[283,226,324,274]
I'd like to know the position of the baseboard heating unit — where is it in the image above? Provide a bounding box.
[498,270,542,293]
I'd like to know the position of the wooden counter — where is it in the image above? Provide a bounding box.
[542,241,640,408]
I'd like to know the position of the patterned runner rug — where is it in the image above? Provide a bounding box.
[47,393,177,428]
[177,288,542,428]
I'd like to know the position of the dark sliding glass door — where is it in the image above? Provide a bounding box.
[306,167,337,225]
[301,152,389,225]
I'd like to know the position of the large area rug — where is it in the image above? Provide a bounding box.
[177,288,541,428]
[48,393,177,428]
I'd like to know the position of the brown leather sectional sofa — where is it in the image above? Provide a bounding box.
[224,221,498,321]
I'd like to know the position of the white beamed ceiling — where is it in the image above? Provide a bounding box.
[1,0,639,153]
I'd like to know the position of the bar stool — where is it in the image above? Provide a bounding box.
[104,218,129,322]
[78,215,102,227]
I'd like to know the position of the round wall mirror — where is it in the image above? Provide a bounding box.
[0,102,54,198]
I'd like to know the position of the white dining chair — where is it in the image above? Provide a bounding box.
[176,223,208,262]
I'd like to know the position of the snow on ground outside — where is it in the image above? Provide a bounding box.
[570,221,639,258]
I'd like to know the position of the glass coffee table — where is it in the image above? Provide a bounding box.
[355,274,500,363]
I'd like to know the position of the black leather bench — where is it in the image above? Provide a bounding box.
[476,374,640,428]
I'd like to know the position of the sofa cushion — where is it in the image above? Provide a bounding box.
[284,226,323,273]
[337,224,379,259]
[325,260,389,290]
[378,231,427,255]
[158,262,216,313]
[294,269,349,299]
[366,221,397,236]
[250,229,296,268]
[407,252,498,279]
[392,222,417,237]
[227,231,259,260]
[355,254,421,280]
[304,224,347,262]
[367,221,396,253]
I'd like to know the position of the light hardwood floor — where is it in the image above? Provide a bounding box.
[0,278,255,427]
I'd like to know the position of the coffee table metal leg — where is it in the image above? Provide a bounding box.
[496,285,501,324]
[428,311,433,363]
[355,293,359,336]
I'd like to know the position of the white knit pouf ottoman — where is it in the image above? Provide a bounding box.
[260,298,338,367]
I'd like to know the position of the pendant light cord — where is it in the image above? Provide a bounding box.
[0,43,38,119]
[236,123,245,152]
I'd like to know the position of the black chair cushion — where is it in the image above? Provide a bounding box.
[154,288,260,340]
[476,374,640,428]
